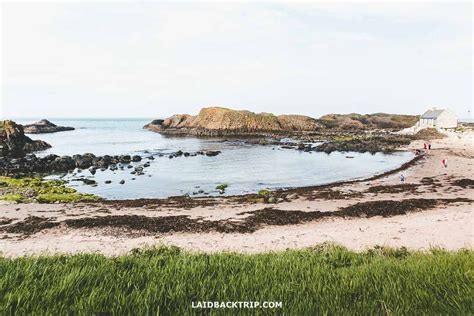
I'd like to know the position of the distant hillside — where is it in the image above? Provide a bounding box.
[144,107,323,136]
[317,113,419,130]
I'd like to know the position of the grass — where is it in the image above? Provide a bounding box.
[0,176,100,203]
[0,245,472,315]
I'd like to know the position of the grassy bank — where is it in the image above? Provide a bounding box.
[0,245,472,314]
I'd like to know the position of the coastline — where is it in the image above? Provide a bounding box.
[0,131,472,256]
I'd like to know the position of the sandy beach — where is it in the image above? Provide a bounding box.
[1,131,472,256]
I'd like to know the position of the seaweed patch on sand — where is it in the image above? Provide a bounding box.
[366,184,419,194]
[2,216,59,236]
[2,198,471,237]
[452,179,474,188]
[96,196,219,209]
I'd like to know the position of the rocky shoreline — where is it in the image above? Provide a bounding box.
[0,150,222,177]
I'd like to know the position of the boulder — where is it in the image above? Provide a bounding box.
[205,150,221,157]
[132,155,142,162]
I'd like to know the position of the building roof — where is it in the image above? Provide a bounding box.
[421,109,446,119]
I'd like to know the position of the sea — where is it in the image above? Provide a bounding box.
[16,118,414,199]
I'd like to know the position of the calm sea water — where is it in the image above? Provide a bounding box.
[18,119,414,199]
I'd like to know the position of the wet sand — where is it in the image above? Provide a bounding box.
[0,131,473,256]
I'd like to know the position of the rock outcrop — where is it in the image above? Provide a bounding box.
[0,120,51,157]
[144,107,323,136]
[22,119,75,134]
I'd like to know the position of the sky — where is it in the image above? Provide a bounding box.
[1,2,472,119]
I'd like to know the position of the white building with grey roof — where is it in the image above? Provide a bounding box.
[398,108,458,134]
[418,109,458,129]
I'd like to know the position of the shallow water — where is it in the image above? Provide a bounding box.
[18,119,414,199]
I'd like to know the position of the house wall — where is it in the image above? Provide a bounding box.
[419,118,435,128]
[417,110,458,129]
[437,111,458,128]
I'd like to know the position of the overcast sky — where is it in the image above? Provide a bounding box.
[1,2,472,119]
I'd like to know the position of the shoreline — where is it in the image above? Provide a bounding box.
[0,131,472,256]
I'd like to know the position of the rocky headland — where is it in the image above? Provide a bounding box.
[144,107,324,136]
[22,119,75,134]
[0,120,51,158]
[144,107,419,137]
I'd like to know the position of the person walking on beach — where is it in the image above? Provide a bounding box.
[424,143,427,150]
[442,158,448,168]
[428,143,431,150]
[400,174,405,183]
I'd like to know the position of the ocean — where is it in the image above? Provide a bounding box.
[17,118,414,199]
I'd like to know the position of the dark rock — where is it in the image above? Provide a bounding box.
[72,178,97,185]
[314,136,411,154]
[132,155,142,162]
[83,179,97,185]
[119,155,131,163]
[205,150,221,157]
[134,166,143,172]
[0,120,51,158]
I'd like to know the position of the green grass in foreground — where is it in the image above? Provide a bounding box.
[0,245,472,315]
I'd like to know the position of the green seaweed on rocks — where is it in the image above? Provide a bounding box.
[258,189,272,198]
[0,193,27,203]
[215,183,228,194]
[0,176,100,203]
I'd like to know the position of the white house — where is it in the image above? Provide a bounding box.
[418,108,458,129]
[397,108,458,134]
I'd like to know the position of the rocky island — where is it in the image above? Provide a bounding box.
[145,107,419,136]
[144,107,324,136]
[23,119,75,134]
